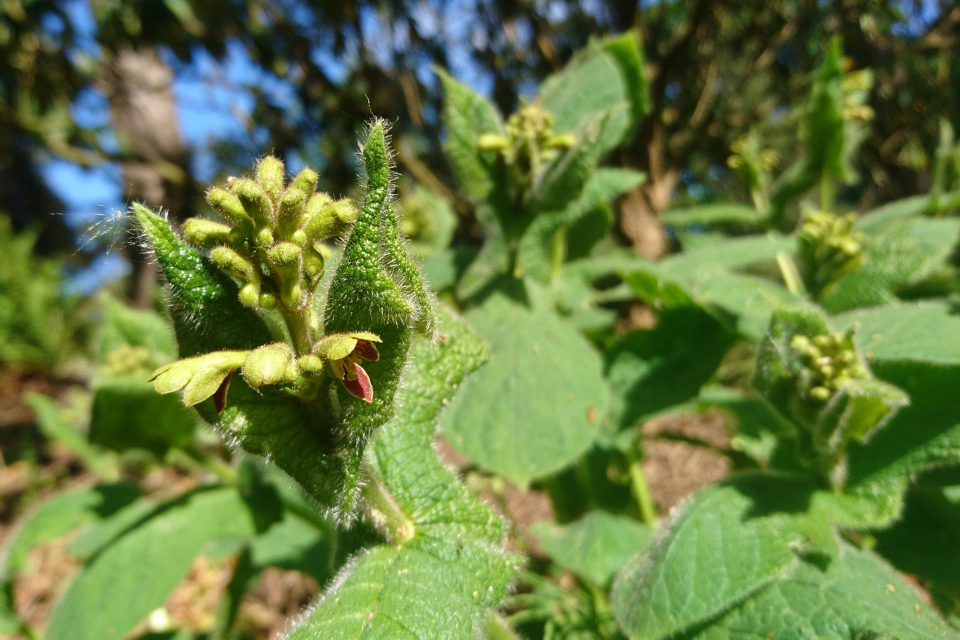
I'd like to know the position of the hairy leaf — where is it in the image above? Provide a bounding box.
[45,487,257,640]
[441,288,608,487]
[532,511,650,587]
[286,306,518,639]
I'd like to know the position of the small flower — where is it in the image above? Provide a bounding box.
[313,331,382,403]
[149,350,249,413]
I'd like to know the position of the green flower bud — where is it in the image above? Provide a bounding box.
[290,167,319,198]
[267,242,303,308]
[256,156,285,203]
[477,133,509,152]
[303,245,325,290]
[207,188,252,229]
[183,218,232,249]
[544,133,577,149]
[277,187,307,239]
[242,342,296,388]
[296,354,324,375]
[302,197,358,242]
[233,179,275,228]
[255,227,275,248]
[258,291,278,309]
[150,350,249,409]
[238,283,260,308]
[211,246,257,282]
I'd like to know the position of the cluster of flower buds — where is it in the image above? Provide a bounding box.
[789,330,868,402]
[182,156,359,313]
[840,67,875,123]
[150,331,383,410]
[477,103,576,174]
[727,134,780,173]
[798,211,865,295]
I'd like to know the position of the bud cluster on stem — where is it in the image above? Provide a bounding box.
[798,210,865,297]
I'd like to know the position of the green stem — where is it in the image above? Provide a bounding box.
[776,251,806,295]
[549,225,567,281]
[280,305,314,356]
[180,445,238,486]
[629,460,657,525]
[819,171,835,212]
[361,462,416,545]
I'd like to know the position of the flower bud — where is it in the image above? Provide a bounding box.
[290,167,319,198]
[183,218,232,249]
[242,342,296,388]
[256,156,285,203]
[477,133,509,152]
[302,198,360,242]
[296,354,324,375]
[233,179,275,228]
[267,242,303,308]
[150,350,249,409]
[207,188,252,229]
[277,187,307,239]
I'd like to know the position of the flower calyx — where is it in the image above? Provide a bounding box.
[312,331,382,403]
[149,350,249,413]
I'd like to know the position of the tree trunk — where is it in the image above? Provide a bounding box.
[619,122,675,260]
[102,46,190,308]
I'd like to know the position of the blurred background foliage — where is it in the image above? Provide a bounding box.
[0,0,959,637]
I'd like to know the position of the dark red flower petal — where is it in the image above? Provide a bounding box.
[214,372,232,414]
[341,364,373,403]
[353,339,380,362]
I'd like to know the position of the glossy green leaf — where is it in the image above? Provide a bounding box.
[531,511,650,587]
[612,473,838,640]
[45,487,257,640]
[441,288,608,486]
[683,543,959,640]
[285,306,518,639]
[605,306,733,429]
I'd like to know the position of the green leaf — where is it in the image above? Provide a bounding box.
[697,387,796,467]
[529,111,609,216]
[90,375,197,456]
[436,68,504,201]
[441,287,608,487]
[605,306,733,429]
[24,393,119,479]
[658,234,794,281]
[662,203,767,228]
[611,473,838,640]
[250,513,334,583]
[132,203,273,357]
[1,483,140,579]
[832,303,960,490]
[875,488,960,624]
[45,487,258,640]
[682,543,959,640]
[98,293,176,362]
[539,32,647,154]
[531,511,650,587]
[822,217,960,313]
[285,306,518,639]
[684,271,799,341]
